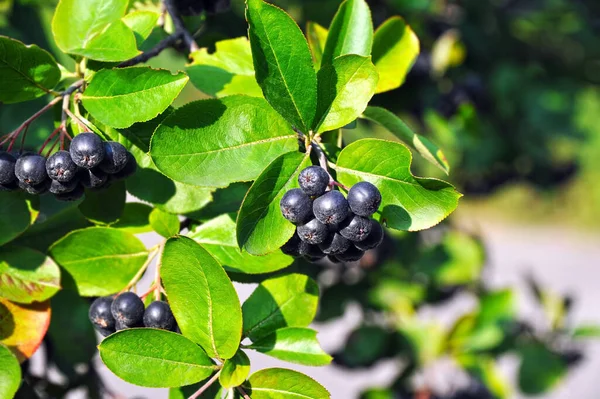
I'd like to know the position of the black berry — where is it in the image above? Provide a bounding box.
[49,178,78,195]
[55,184,85,201]
[339,214,372,242]
[281,233,302,257]
[355,220,384,251]
[318,232,351,255]
[143,301,176,330]
[296,218,329,244]
[111,152,137,180]
[347,181,381,217]
[111,292,144,329]
[298,166,329,196]
[327,254,342,263]
[89,297,116,337]
[0,152,17,185]
[313,190,349,225]
[335,246,365,262]
[69,132,105,169]
[280,188,313,224]
[18,180,49,195]
[15,154,48,185]
[46,150,78,183]
[99,141,128,174]
[80,168,108,189]
[299,241,325,262]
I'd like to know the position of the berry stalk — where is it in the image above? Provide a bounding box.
[188,371,222,399]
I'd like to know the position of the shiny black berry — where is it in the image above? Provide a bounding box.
[69,132,105,169]
[354,220,384,251]
[80,168,108,189]
[313,190,349,225]
[298,166,329,196]
[89,297,116,337]
[18,180,49,195]
[46,150,78,183]
[347,182,381,217]
[339,214,372,242]
[0,152,17,185]
[143,301,176,330]
[55,184,85,201]
[99,141,128,174]
[111,292,144,330]
[15,154,48,185]
[335,246,365,262]
[299,241,325,262]
[281,233,302,257]
[49,178,78,195]
[280,188,313,224]
[111,152,137,180]
[297,218,329,244]
[318,232,351,255]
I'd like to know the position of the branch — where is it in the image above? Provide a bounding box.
[164,0,199,53]
[188,371,221,399]
[236,386,252,399]
[118,34,181,68]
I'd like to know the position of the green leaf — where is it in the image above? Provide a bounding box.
[372,17,419,93]
[0,245,60,304]
[244,368,330,399]
[248,327,331,366]
[112,202,153,234]
[0,36,60,104]
[306,22,328,68]
[161,236,242,359]
[99,328,217,388]
[321,0,373,66]
[518,343,567,395]
[335,139,461,231]
[149,208,180,238]
[0,192,37,246]
[219,350,251,389]
[0,298,51,362]
[236,151,310,255]
[0,344,21,398]
[398,320,445,365]
[122,11,159,45]
[81,67,188,128]
[150,96,298,188]
[118,107,173,153]
[246,0,317,131]
[191,183,251,222]
[573,325,600,338]
[187,37,262,98]
[52,0,139,61]
[169,378,223,399]
[362,106,449,174]
[78,180,126,225]
[459,355,511,399]
[188,214,293,274]
[50,227,148,296]
[242,274,319,341]
[314,55,378,133]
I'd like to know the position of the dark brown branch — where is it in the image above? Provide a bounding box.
[117,34,182,67]
[164,0,200,53]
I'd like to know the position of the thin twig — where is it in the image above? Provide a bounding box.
[118,33,182,67]
[164,0,199,53]
[119,246,160,294]
[236,386,252,399]
[154,243,164,301]
[188,371,221,399]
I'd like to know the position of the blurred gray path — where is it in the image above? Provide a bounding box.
[77,221,600,398]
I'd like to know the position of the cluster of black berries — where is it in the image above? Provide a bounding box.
[280,166,384,263]
[0,132,136,201]
[88,292,176,337]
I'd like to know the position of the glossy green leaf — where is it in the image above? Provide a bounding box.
[150,96,298,188]
[242,274,319,341]
[573,325,600,339]
[149,208,180,238]
[362,106,449,174]
[315,55,378,133]
[0,36,60,104]
[219,350,251,389]
[52,0,139,61]
[78,180,126,225]
[0,298,51,362]
[161,237,242,359]
[0,344,20,398]
[244,368,330,399]
[82,67,188,128]
[372,17,419,93]
[306,22,328,68]
[248,327,331,366]
[0,192,37,246]
[518,343,567,395]
[0,245,60,304]
[321,0,373,66]
[49,227,148,296]
[118,107,173,153]
[112,202,153,233]
[191,182,251,222]
[122,10,159,45]
[188,214,293,274]
[187,37,262,98]
[246,0,317,131]
[236,151,310,255]
[335,139,461,231]
[99,328,217,388]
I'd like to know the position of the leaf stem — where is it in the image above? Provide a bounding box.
[154,242,165,301]
[119,245,160,294]
[236,386,251,399]
[188,370,221,399]
[310,140,348,190]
